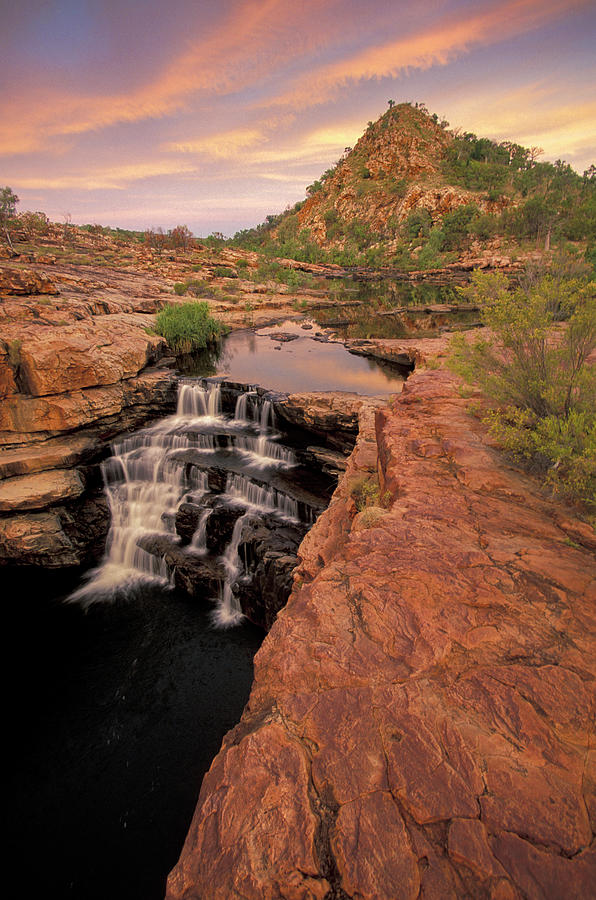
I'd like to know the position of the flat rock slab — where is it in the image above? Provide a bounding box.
[0,433,98,478]
[167,370,596,900]
[0,468,84,511]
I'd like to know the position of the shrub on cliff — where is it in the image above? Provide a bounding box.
[450,269,596,510]
[154,302,226,354]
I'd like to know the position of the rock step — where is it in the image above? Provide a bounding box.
[0,433,98,479]
[0,468,85,512]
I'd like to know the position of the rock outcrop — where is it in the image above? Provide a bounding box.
[167,369,596,900]
[0,260,177,567]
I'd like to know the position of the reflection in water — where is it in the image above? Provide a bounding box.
[177,278,474,390]
[185,322,406,394]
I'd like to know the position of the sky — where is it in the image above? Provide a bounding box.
[1,0,595,237]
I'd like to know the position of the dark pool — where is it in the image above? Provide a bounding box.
[10,572,262,900]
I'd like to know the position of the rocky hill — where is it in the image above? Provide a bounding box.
[233,103,595,270]
[294,103,505,249]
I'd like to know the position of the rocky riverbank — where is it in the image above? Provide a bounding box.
[167,368,596,900]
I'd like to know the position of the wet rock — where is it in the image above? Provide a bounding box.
[175,499,243,554]
[236,513,309,629]
[267,332,299,342]
[138,533,224,598]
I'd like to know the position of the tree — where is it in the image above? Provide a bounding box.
[0,186,19,249]
[169,224,193,250]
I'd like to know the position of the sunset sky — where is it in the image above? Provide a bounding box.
[2,0,595,236]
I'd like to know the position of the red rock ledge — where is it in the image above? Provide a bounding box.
[167,369,596,900]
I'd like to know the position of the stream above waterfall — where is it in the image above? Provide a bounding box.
[179,318,408,392]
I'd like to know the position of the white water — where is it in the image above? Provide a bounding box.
[225,473,299,521]
[190,509,211,554]
[212,514,247,628]
[68,382,222,604]
[68,380,308,623]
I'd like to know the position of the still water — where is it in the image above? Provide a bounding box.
[11,575,262,900]
[182,319,407,393]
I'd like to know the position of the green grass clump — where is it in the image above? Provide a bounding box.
[154,302,226,354]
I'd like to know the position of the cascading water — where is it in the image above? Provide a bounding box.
[69,379,316,625]
[213,514,248,628]
[190,509,211,553]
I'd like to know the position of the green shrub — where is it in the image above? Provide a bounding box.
[403,209,432,240]
[417,228,445,268]
[153,302,225,354]
[213,265,236,278]
[349,474,381,511]
[173,282,187,295]
[450,269,596,508]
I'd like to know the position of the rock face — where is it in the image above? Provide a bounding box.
[167,369,596,900]
[280,104,511,252]
[0,260,176,568]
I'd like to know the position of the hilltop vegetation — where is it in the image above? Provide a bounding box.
[231,102,596,270]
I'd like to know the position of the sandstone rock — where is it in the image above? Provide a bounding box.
[0,492,109,568]
[0,510,80,566]
[6,314,166,397]
[0,368,175,445]
[0,266,59,296]
[0,433,98,479]
[167,370,596,899]
[0,468,84,511]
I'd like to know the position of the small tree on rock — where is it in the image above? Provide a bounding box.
[0,186,19,249]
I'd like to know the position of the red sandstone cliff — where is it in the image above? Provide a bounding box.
[167,369,596,900]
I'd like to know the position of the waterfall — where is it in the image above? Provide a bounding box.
[177,381,221,418]
[68,379,315,624]
[233,435,295,465]
[225,473,299,521]
[233,390,257,423]
[212,514,247,628]
[190,509,211,554]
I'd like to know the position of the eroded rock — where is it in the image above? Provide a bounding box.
[167,370,596,899]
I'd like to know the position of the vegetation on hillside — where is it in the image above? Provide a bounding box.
[153,302,226,354]
[450,263,596,511]
[229,103,596,271]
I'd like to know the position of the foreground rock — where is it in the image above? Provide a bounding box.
[167,369,596,900]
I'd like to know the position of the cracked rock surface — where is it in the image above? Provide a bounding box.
[167,369,595,900]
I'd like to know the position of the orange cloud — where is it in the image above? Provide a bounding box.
[0,0,341,156]
[166,128,266,158]
[13,160,198,191]
[254,0,592,112]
